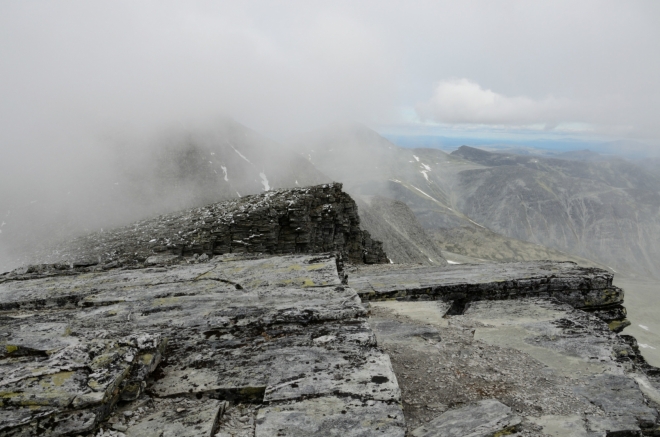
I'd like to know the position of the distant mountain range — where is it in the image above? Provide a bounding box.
[293,124,660,278]
[3,119,658,278]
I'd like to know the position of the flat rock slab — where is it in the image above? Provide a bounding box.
[0,254,405,436]
[585,413,641,436]
[351,261,623,310]
[575,374,658,430]
[464,299,625,377]
[410,399,520,437]
[255,396,405,437]
[125,398,226,437]
[0,254,340,311]
[369,296,659,435]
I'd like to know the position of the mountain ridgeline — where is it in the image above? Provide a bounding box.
[4,119,658,278]
[292,124,660,277]
[450,145,660,277]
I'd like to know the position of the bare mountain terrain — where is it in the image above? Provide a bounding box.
[1,120,450,272]
[451,146,660,277]
[356,196,447,265]
[0,119,331,272]
[292,124,623,271]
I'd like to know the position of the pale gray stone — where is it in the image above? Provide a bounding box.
[255,396,405,437]
[125,399,225,437]
[410,399,521,437]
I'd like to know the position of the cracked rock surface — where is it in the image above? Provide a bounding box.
[3,185,659,437]
[369,297,660,436]
[0,253,403,436]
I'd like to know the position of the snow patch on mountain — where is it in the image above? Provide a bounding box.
[411,185,440,203]
[260,172,270,191]
[227,141,251,163]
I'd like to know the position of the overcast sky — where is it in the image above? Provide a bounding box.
[1,0,659,160]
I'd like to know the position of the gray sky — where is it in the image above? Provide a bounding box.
[1,0,659,174]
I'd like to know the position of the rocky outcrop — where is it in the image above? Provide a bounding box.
[369,297,660,435]
[350,261,629,330]
[0,254,404,436]
[34,183,387,268]
[3,185,659,437]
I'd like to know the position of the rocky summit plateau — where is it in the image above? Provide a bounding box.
[2,184,660,437]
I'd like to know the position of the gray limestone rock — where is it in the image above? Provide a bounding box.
[575,374,658,431]
[410,399,521,437]
[585,414,642,436]
[1,184,657,437]
[370,296,660,435]
[125,399,226,437]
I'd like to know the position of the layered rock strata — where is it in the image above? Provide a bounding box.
[34,183,387,267]
[0,254,404,436]
[350,261,629,330]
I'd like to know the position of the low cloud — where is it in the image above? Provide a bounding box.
[416,79,576,127]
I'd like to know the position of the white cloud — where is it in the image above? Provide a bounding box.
[416,79,575,127]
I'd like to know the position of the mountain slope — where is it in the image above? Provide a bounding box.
[356,196,447,265]
[293,124,660,276]
[451,146,660,276]
[0,119,331,272]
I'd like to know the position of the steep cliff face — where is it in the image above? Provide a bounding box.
[33,183,387,268]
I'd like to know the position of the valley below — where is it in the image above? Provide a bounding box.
[617,276,660,367]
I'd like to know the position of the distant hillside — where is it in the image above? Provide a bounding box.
[293,124,660,277]
[430,225,607,269]
[356,196,447,265]
[451,146,660,277]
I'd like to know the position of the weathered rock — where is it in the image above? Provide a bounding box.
[145,254,181,266]
[370,295,660,436]
[125,398,226,437]
[255,396,405,437]
[0,254,404,436]
[2,185,657,437]
[23,183,387,269]
[351,261,627,326]
[585,413,642,436]
[410,399,521,437]
[575,374,658,431]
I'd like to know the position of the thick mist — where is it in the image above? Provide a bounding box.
[0,119,332,271]
[2,1,660,271]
